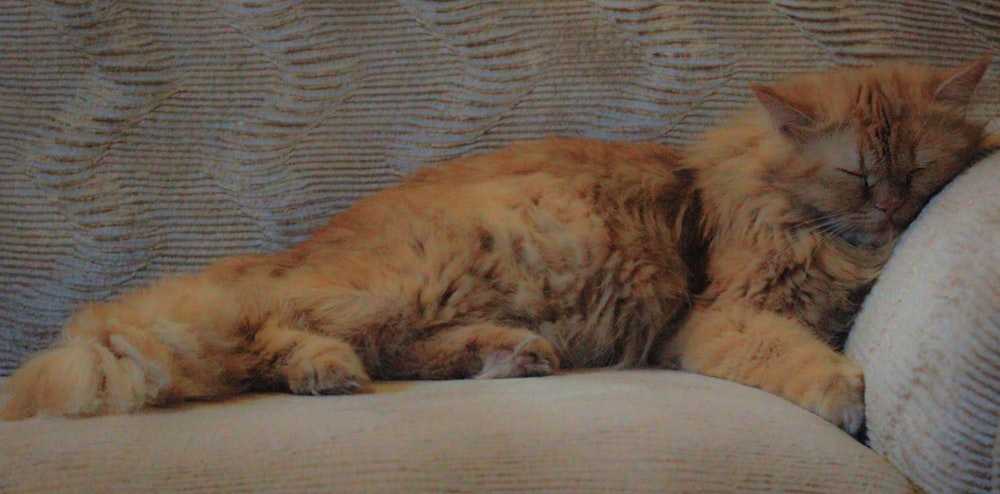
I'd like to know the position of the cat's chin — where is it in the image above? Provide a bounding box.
[838,227,897,249]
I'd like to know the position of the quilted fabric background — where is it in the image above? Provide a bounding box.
[0,0,998,373]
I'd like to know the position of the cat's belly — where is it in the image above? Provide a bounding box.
[454,179,625,366]
[447,181,686,368]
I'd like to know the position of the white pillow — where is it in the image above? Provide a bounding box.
[847,152,1000,493]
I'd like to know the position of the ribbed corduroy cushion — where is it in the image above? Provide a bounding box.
[0,371,915,493]
[847,154,1000,493]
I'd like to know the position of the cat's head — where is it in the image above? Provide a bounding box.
[753,58,991,248]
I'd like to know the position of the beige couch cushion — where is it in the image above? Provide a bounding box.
[847,154,1000,493]
[0,371,913,493]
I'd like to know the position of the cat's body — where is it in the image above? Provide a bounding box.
[1,59,993,433]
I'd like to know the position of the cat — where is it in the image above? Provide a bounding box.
[0,58,994,434]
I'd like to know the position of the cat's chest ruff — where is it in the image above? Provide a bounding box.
[713,233,885,332]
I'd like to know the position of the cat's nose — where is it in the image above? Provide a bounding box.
[873,196,903,220]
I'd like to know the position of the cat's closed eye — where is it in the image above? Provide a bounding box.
[836,167,875,193]
[836,168,864,178]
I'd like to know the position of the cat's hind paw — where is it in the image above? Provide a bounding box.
[476,334,558,379]
[281,340,373,396]
[387,324,560,380]
[252,321,373,396]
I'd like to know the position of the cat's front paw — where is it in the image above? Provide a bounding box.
[799,361,865,435]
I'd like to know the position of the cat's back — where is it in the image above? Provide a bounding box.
[302,138,697,295]
[310,138,690,244]
[402,137,683,189]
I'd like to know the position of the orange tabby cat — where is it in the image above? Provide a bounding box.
[1,59,993,433]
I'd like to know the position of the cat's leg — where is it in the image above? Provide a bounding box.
[661,304,864,434]
[0,269,257,420]
[0,254,302,420]
[250,319,373,395]
[388,324,560,380]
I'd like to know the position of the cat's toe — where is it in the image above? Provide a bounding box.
[476,335,559,379]
[810,363,865,435]
[289,367,373,396]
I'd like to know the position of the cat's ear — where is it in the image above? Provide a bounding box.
[751,84,816,140]
[934,57,991,106]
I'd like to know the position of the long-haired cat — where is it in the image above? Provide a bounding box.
[1,59,994,433]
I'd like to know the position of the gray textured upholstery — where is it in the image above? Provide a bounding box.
[0,371,916,493]
[1,1,998,492]
[2,1,998,373]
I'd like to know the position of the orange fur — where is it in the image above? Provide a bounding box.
[0,59,991,433]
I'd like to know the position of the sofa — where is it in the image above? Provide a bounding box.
[1,1,998,492]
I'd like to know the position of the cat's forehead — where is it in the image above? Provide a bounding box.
[848,67,936,116]
[850,83,900,124]
[780,63,939,121]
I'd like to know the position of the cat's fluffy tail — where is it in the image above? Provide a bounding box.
[0,271,256,421]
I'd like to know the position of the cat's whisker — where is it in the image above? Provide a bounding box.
[793,211,855,231]
[780,212,857,255]
[774,210,867,259]
[790,212,853,236]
